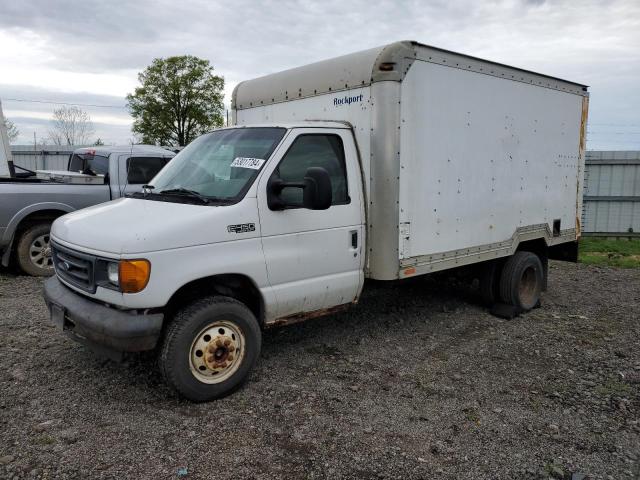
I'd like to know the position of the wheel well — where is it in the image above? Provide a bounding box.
[15,209,67,236]
[516,238,548,259]
[164,274,265,327]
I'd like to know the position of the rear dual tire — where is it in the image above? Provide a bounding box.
[480,251,544,313]
[499,251,543,311]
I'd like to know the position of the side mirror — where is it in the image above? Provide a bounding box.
[267,167,332,210]
[302,167,332,210]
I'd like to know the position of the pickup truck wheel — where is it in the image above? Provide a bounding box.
[16,222,54,276]
[498,251,543,311]
[159,296,261,402]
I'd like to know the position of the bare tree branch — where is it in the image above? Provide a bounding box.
[47,106,95,145]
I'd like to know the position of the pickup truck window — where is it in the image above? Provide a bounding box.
[126,157,169,184]
[149,127,285,203]
[68,153,109,176]
[275,134,348,207]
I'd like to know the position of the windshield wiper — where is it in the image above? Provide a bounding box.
[157,188,211,204]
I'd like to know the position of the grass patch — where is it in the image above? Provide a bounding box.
[579,238,640,268]
[462,406,481,424]
[594,379,634,398]
[32,434,56,446]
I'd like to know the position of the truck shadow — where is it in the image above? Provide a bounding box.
[58,273,491,402]
[261,274,485,347]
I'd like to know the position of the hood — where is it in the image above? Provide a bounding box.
[51,197,260,255]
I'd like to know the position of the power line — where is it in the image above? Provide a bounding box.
[588,123,640,127]
[2,97,127,109]
[587,131,640,135]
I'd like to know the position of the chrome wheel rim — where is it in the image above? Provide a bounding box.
[29,234,53,270]
[189,320,245,384]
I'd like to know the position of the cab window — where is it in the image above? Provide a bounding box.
[274,134,349,207]
[68,153,109,175]
[126,157,170,184]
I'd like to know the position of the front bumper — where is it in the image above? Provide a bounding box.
[43,276,164,356]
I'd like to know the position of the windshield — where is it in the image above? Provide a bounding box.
[149,127,286,202]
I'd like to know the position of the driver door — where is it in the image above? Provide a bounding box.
[257,128,364,319]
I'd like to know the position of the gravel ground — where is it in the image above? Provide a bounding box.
[1,261,639,480]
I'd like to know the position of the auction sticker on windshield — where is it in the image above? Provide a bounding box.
[230,157,265,169]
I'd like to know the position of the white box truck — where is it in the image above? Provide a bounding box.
[44,41,588,401]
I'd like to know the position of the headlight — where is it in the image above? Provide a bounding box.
[97,259,151,293]
[118,259,151,293]
[107,262,119,285]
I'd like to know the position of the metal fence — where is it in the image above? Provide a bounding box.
[10,145,77,172]
[582,151,640,237]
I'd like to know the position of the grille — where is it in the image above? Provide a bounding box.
[51,242,95,293]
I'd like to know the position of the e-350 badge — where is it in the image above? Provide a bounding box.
[227,223,256,234]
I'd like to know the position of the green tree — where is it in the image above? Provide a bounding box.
[127,55,224,146]
[3,117,19,143]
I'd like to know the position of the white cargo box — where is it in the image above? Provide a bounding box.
[36,170,106,185]
[233,41,589,280]
[0,100,13,178]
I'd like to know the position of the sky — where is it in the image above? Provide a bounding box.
[0,0,639,150]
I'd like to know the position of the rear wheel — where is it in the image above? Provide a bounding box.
[16,222,54,276]
[159,296,261,402]
[498,251,543,311]
[478,260,501,306]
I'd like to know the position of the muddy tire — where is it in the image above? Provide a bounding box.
[498,251,543,311]
[159,296,261,402]
[479,260,501,306]
[16,222,54,276]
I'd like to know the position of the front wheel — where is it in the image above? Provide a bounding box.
[159,296,261,402]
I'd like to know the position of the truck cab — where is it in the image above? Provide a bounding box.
[66,145,174,198]
[45,123,365,401]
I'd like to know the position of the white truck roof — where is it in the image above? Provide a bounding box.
[74,145,175,156]
[233,40,588,111]
[220,121,351,130]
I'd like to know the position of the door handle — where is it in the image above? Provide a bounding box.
[350,230,358,249]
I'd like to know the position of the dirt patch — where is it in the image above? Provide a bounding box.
[1,261,639,479]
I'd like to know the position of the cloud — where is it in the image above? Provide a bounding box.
[0,85,131,144]
[0,0,638,148]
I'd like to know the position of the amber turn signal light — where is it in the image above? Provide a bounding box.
[118,259,151,293]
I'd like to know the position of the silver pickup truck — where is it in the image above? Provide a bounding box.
[0,145,174,275]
